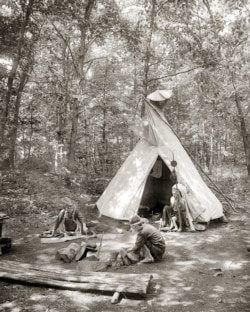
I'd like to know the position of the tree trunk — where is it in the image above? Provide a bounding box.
[141,0,157,117]
[69,0,95,172]
[8,47,34,168]
[27,103,34,164]
[231,72,250,177]
[209,99,215,174]
[0,0,34,147]
[8,73,28,168]
[68,99,79,167]
[101,102,107,176]
[101,61,109,176]
[209,127,214,174]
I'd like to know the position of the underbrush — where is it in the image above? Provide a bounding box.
[0,169,96,218]
[209,164,249,214]
[0,164,248,219]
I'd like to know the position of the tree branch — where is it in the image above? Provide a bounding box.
[49,19,79,77]
[148,63,218,82]
[149,58,175,67]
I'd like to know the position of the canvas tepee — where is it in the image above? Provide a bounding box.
[96,92,223,222]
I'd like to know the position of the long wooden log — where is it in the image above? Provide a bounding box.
[0,260,151,284]
[0,270,149,295]
[0,260,152,296]
[0,265,150,292]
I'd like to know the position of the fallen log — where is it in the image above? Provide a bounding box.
[0,260,151,284]
[0,260,153,301]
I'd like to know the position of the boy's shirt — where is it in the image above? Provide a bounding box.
[132,223,165,253]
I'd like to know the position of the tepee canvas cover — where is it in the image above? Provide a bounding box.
[96,102,223,222]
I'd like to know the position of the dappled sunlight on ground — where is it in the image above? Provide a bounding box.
[0,167,249,312]
[151,280,195,307]
[1,206,250,312]
[221,260,250,270]
[0,287,111,312]
[100,232,135,252]
[60,290,111,308]
[137,220,250,310]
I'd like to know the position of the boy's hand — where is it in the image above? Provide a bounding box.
[82,224,88,234]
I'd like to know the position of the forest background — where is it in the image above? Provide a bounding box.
[0,0,249,204]
[1,2,250,311]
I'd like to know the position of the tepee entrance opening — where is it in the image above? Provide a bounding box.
[139,156,174,215]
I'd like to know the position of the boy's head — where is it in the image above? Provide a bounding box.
[130,215,143,232]
[172,186,181,199]
[61,197,76,213]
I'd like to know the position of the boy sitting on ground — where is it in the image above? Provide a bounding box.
[114,215,166,266]
[162,184,195,232]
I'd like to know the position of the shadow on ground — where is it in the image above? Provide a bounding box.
[0,210,250,312]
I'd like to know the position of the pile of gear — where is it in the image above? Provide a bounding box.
[0,213,12,256]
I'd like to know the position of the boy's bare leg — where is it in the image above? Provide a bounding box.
[171,217,179,231]
[177,207,183,232]
[162,205,171,227]
[169,219,174,230]
[139,245,154,263]
[185,207,195,231]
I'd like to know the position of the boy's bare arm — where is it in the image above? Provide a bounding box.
[53,209,65,235]
[184,201,195,231]
[76,210,88,234]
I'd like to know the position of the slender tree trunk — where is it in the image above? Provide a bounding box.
[229,71,250,177]
[8,71,28,168]
[68,0,95,173]
[55,40,70,172]
[209,99,216,174]
[68,99,79,167]
[101,102,107,176]
[27,104,34,164]
[231,74,250,177]
[141,0,157,117]
[57,98,65,145]
[8,40,35,169]
[0,0,34,147]
[202,0,214,24]
[209,127,214,174]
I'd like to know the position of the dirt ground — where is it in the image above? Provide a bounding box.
[0,172,250,312]
[0,207,249,312]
